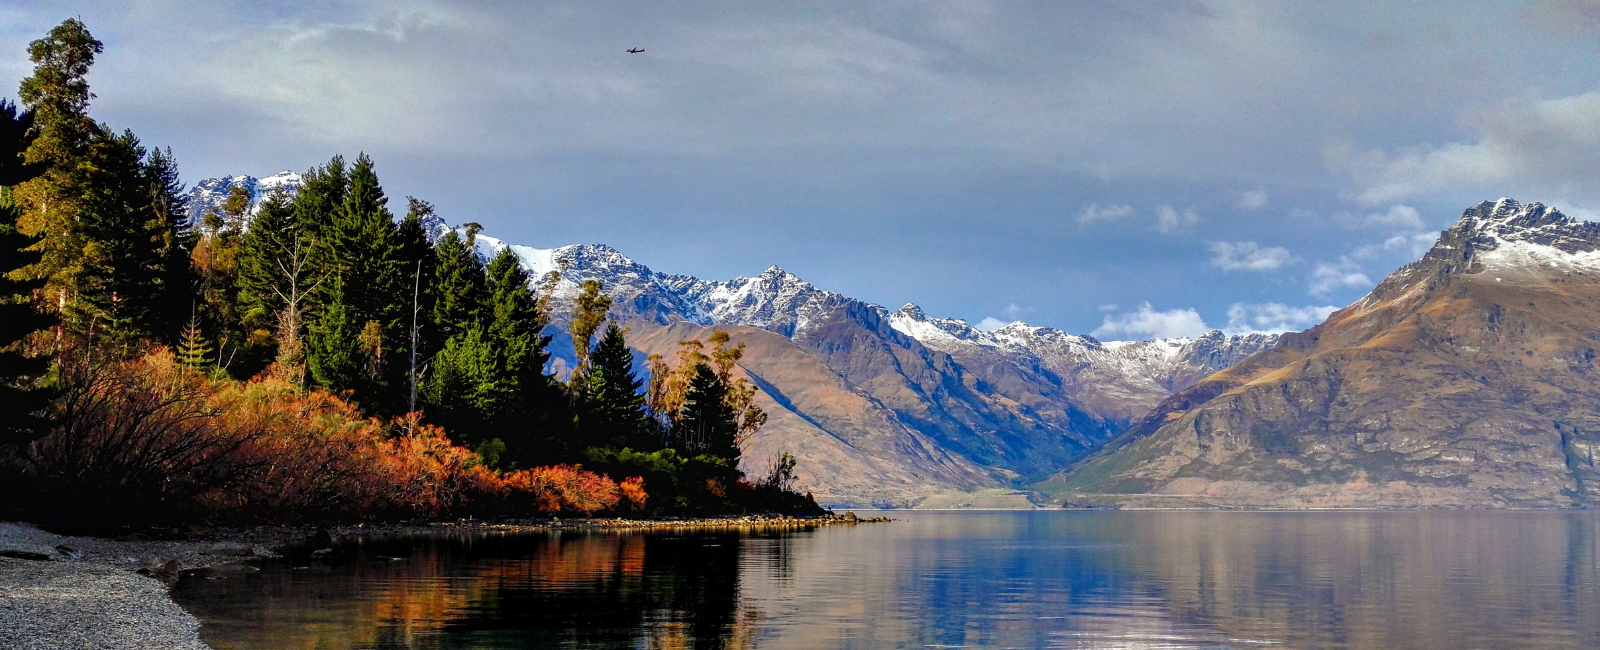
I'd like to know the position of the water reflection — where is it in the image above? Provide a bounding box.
[175,512,1600,649]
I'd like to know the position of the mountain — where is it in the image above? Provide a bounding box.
[470,236,1276,503]
[1046,199,1600,508]
[186,171,302,225]
[184,172,1280,506]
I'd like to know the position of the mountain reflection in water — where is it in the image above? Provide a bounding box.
[173,511,1600,649]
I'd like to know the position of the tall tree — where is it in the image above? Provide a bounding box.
[145,146,191,341]
[585,323,655,451]
[0,100,54,449]
[567,279,613,385]
[430,227,486,343]
[307,277,366,400]
[484,248,564,465]
[72,129,168,342]
[677,363,739,462]
[394,197,437,409]
[14,19,101,310]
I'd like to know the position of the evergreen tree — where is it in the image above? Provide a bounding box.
[72,129,169,341]
[236,192,317,383]
[483,248,564,465]
[325,153,402,327]
[430,227,486,342]
[677,363,740,463]
[585,323,654,451]
[175,311,212,370]
[394,197,437,408]
[0,100,54,449]
[146,146,190,341]
[291,156,347,248]
[307,278,366,399]
[14,19,101,308]
[189,184,251,371]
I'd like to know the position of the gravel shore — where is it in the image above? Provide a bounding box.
[0,522,290,650]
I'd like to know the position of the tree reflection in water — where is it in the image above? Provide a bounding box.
[174,528,776,649]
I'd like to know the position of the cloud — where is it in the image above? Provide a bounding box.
[1208,241,1295,272]
[1092,302,1212,339]
[1364,205,1425,229]
[1236,189,1268,210]
[1309,257,1372,296]
[1155,205,1198,233]
[975,317,1008,331]
[1335,91,1600,205]
[1353,232,1436,261]
[1076,203,1135,225]
[1224,302,1338,335]
[1001,303,1033,320]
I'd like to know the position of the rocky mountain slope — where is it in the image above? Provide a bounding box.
[1046,199,1600,508]
[470,235,1276,501]
[186,171,301,225]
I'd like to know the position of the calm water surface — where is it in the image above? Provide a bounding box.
[172,511,1600,649]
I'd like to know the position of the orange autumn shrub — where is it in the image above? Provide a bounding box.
[500,465,623,515]
[31,346,646,527]
[618,476,647,512]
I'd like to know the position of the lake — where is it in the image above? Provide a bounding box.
[172,511,1600,649]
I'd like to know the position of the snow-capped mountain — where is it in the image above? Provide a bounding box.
[1053,198,1600,508]
[185,171,302,225]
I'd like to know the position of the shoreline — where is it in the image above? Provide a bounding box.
[0,512,883,649]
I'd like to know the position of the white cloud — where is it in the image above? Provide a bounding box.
[1092,302,1212,340]
[1208,241,1295,272]
[1097,303,1119,312]
[975,317,1008,331]
[1155,205,1199,233]
[1076,203,1135,225]
[1237,189,1268,210]
[1353,232,1436,261]
[1364,205,1425,229]
[1224,302,1338,335]
[1309,257,1372,296]
[1335,91,1600,205]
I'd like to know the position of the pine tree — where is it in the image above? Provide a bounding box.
[175,311,212,370]
[483,248,564,465]
[145,146,191,342]
[585,323,654,451]
[14,19,101,310]
[430,227,486,342]
[677,362,740,462]
[72,129,169,341]
[393,197,437,408]
[291,156,347,249]
[307,279,366,399]
[237,192,317,384]
[0,99,54,449]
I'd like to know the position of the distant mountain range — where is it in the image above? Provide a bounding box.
[1048,199,1600,508]
[185,174,1279,506]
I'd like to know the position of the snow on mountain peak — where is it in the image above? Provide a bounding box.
[1438,198,1600,275]
[185,171,302,226]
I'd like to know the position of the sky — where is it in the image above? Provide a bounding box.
[5,1,1600,339]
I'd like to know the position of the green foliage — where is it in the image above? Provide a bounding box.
[71,129,172,341]
[568,278,613,378]
[15,19,101,312]
[0,99,54,449]
[175,312,212,370]
[307,280,367,400]
[430,227,486,343]
[676,362,740,463]
[582,323,657,451]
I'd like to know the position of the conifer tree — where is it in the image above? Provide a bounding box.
[307,278,366,399]
[484,248,564,464]
[394,197,437,406]
[430,227,487,342]
[237,192,317,384]
[0,100,54,448]
[14,19,101,309]
[189,184,250,370]
[72,129,169,341]
[585,323,654,451]
[291,156,347,248]
[175,311,211,370]
[678,362,739,462]
[146,146,191,341]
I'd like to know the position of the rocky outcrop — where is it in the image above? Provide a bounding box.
[1046,199,1600,508]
